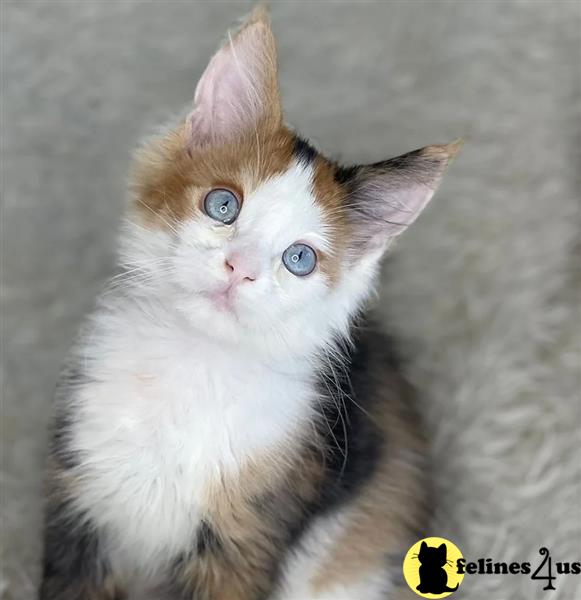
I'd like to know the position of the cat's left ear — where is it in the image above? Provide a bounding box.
[186,6,282,149]
[343,141,461,252]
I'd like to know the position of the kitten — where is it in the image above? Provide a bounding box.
[40,7,458,600]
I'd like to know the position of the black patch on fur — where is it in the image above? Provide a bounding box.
[196,520,222,555]
[51,409,79,471]
[40,496,110,598]
[50,363,92,470]
[333,163,359,186]
[366,146,448,187]
[293,135,318,166]
[42,500,99,578]
[374,147,424,171]
[40,362,116,598]
[314,327,387,513]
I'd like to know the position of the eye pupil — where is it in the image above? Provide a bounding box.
[282,244,316,277]
[219,204,228,214]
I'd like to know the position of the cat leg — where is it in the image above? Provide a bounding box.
[39,464,123,600]
[274,406,428,600]
[273,498,426,600]
[171,519,283,600]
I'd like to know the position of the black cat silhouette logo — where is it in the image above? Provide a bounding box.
[403,537,464,598]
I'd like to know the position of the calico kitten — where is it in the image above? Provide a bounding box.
[40,7,458,600]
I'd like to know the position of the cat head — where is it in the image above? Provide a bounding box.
[123,7,458,357]
[418,541,448,566]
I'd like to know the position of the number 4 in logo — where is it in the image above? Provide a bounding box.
[531,548,557,591]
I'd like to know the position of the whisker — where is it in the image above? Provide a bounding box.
[134,197,183,238]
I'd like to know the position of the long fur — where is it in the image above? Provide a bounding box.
[35,8,457,598]
[3,3,579,599]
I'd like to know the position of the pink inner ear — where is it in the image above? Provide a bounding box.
[188,23,272,147]
[352,142,457,247]
[384,184,435,235]
[362,181,436,238]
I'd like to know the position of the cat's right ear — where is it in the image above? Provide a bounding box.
[420,541,428,551]
[186,6,282,150]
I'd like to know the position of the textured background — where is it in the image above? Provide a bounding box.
[2,1,580,598]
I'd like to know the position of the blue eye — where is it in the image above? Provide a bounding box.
[282,243,317,277]
[204,189,240,224]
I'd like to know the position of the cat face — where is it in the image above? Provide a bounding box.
[121,7,458,356]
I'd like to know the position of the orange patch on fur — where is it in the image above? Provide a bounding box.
[310,156,350,284]
[129,123,298,229]
[129,6,289,233]
[176,443,325,600]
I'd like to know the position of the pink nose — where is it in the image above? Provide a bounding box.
[224,251,259,283]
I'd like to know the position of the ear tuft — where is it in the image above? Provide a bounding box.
[344,140,461,250]
[420,139,463,163]
[245,3,271,27]
[186,6,281,149]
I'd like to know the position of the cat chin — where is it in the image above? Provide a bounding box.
[174,293,268,344]
[173,298,313,359]
[175,293,238,328]
[198,288,238,316]
[167,277,333,358]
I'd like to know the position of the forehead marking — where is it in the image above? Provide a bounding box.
[293,135,318,167]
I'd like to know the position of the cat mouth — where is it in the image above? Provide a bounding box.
[201,285,239,315]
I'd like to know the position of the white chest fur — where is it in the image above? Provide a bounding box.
[69,305,315,573]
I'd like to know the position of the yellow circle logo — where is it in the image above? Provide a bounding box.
[403,537,465,598]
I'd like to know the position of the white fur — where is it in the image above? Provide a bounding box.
[275,512,392,600]
[67,161,380,584]
[72,300,315,575]
[4,3,580,598]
